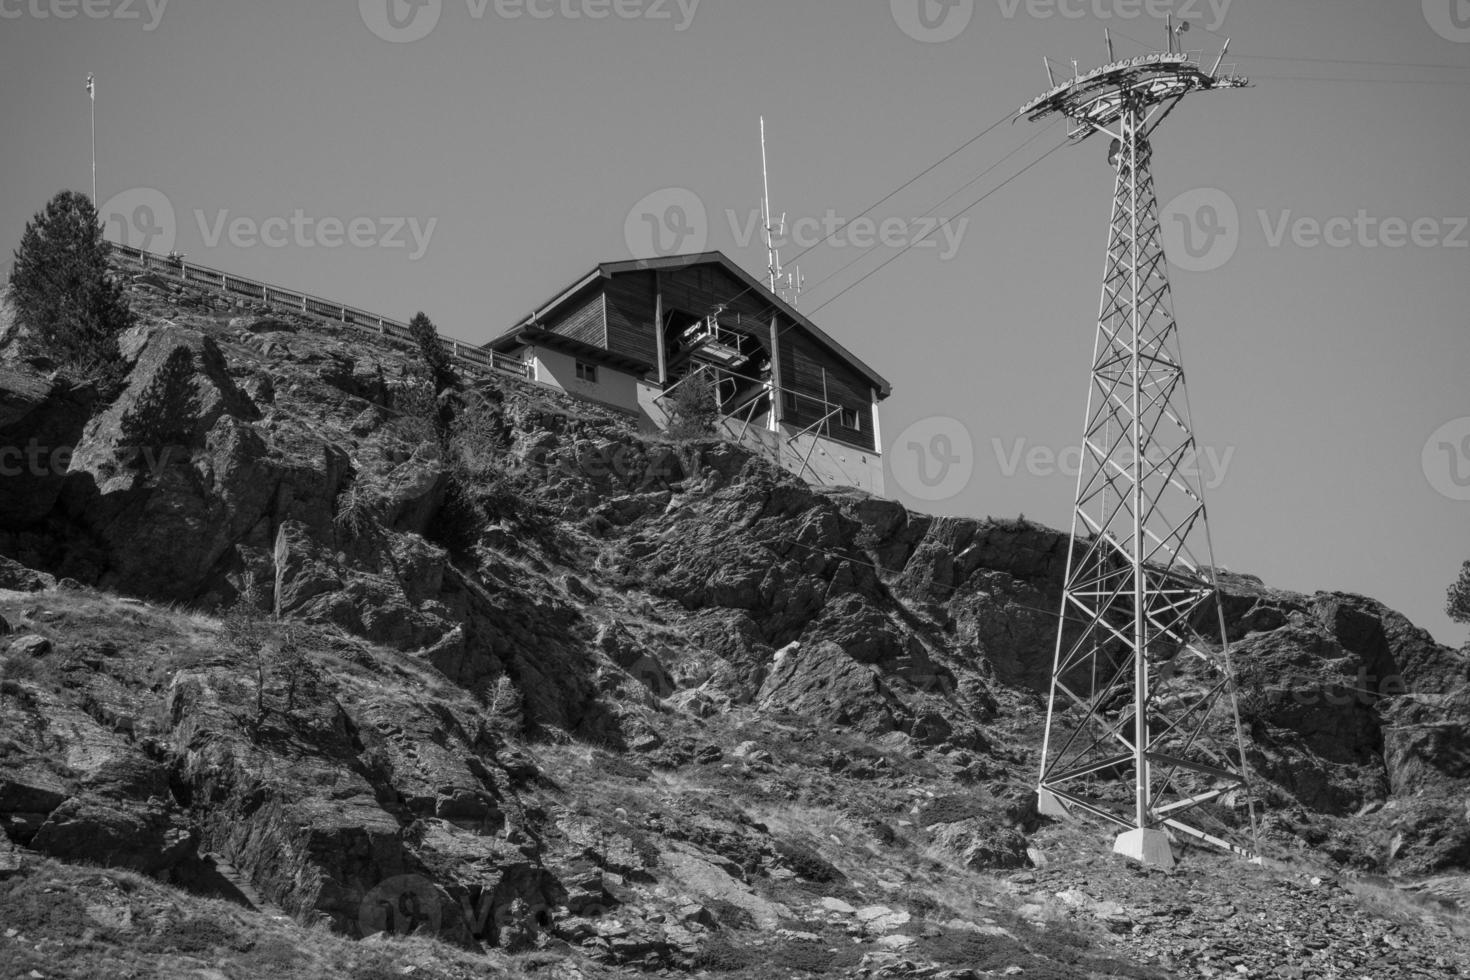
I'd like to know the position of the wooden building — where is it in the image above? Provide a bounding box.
[486,253,891,493]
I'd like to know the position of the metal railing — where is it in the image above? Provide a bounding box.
[107,242,532,381]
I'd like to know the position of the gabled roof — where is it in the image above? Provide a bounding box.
[489,252,892,400]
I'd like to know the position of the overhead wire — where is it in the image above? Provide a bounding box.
[808,136,1071,315]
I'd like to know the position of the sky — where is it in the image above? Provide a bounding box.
[2,0,1467,646]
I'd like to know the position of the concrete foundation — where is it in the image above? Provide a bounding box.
[1113,828,1175,869]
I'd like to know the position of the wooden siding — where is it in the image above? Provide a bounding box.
[546,286,606,348]
[779,331,876,452]
[604,271,658,366]
[659,264,779,338]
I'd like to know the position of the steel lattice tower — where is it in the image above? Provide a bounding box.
[1017,26,1256,867]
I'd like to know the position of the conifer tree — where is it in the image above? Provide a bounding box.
[408,311,458,395]
[8,190,133,378]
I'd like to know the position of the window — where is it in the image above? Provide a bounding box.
[782,391,799,415]
[575,360,598,383]
[839,407,862,431]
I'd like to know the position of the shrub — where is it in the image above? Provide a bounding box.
[773,839,841,883]
[8,189,133,380]
[118,346,201,470]
[335,472,384,538]
[447,391,507,479]
[484,674,525,735]
[665,369,722,439]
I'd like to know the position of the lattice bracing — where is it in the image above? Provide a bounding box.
[1020,39,1257,866]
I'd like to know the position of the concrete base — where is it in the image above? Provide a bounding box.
[1113,828,1175,869]
[1037,788,1072,819]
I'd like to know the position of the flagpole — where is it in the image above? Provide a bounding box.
[87,74,96,205]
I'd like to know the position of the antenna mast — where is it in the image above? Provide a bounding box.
[760,117,803,307]
[1017,34,1255,869]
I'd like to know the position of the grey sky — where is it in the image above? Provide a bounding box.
[2,0,1467,643]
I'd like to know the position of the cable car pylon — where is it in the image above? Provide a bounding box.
[1016,20,1259,868]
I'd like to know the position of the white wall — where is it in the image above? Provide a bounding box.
[728,423,887,497]
[527,346,663,429]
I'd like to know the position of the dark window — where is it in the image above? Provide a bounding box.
[782,391,798,415]
[839,407,862,431]
[575,360,598,383]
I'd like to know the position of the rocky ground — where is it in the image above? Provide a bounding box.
[0,272,1467,978]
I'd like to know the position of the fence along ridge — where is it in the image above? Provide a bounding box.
[106,243,529,380]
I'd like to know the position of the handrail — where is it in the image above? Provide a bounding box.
[107,242,531,381]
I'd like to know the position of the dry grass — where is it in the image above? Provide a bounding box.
[0,853,567,980]
[1345,875,1470,940]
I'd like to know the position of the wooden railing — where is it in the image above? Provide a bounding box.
[107,243,531,381]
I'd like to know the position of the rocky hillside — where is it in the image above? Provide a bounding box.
[0,273,1467,979]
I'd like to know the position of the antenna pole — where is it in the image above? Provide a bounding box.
[761,116,779,294]
[1105,28,1114,63]
[88,73,96,205]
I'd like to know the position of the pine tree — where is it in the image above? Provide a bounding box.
[119,346,201,470]
[1448,561,1470,625]
[408,311,458,395]
[8,190,133,378]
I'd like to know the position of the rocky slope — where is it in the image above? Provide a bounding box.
[0,273,1467,979]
